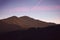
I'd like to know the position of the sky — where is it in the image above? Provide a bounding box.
[0,0,60,24]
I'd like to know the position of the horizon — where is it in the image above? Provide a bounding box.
[0,0,60,24]
[0,15,59,24]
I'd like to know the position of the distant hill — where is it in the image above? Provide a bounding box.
[0,21,21,32]
[0,16,56,29]
[0,16,60,40]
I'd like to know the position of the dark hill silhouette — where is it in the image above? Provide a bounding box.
[0,21,21,33]
[0,16,56,29]
[0,16,60,40]
[0,24,60,40]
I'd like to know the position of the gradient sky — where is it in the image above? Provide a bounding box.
[0,0,60,24]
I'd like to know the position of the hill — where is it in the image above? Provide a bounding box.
[0,16,56,29]
[0,21,21,32]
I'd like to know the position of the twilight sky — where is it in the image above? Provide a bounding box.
[0,0,60,24]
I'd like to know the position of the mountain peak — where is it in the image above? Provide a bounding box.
[19,16,34,20]
[9,16,18,18]
[20,16,31,18]
[4,16,18,20]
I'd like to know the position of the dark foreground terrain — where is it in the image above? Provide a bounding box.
[0,24,60,40]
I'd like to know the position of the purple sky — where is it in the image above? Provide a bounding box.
[0,0,60,24]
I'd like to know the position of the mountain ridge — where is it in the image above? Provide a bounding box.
[0,16,56,29]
